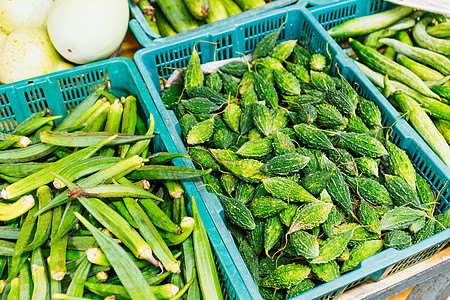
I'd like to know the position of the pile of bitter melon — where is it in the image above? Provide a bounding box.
[160,30,450,299]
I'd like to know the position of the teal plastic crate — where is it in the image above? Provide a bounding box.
[128,0,306,47]
[134,4,450,300]
[0,57,251,299]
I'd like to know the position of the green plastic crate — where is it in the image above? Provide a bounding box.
[128,0,306,47]
[134,4,450,300]
[0,57,251,299]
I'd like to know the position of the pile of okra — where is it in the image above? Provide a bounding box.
[0,82,224,300]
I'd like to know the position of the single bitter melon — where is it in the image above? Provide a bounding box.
[186,117,214,145]
[288,230,320,259]
[203,173,225,195]
[186,85,227,105]
[310,230,354,264]
[271,40,297,61]
[310,71,336,91]
[290,104,318,124]
[212,127,238,149]
[259,256,291,277]
[310,260,340,282]
[341,239,383,273]
[259,263,311,289]
[293,123,335,150]
[220,172,238,196]
[412,219,435,244]
[252,103,288,137]
[218,194,256,230]
[205,72,223,93]
[253,71,279,109]
[289,45,311,66]
[220,72,241,96]
[220,159,266,183]
[184,47,203,89]
[259,152,310,175]
[179,113,198,139]
[346,176,393,206]
[326,89,357,116]
[346,114,370,133]
[383,229,412,250]
[188,146,221,171]
[355,156,379,177]
[253,29,280,59]
[279,203,300,227]
[218,61,249,77]
[357,96,382,128]
[356,199,381,234]
[380,206,427,231]
[284,61,310,83]
[236,138,273,158]
[310,53,327,72]
[334,131,388,158]
[264,215,284,256]
[415,173,435,216]
[286,279,315,299]
[288,201,333,234]
[273,69,301,96]
[321,155,354,215]
[250,196,288,218]
[239,106,254,135]
[238,238,260,284]
[384,174,421,208]
[385,139,416,189]
[223,102,242,133]
[236,181,255,205]
[246,217,265,255]
[300,171,332,197]
[181,97,220,114]
[315,103,345,129]
[272,130,296,155]
[262,177,317,203]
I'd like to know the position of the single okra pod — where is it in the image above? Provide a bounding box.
[127,165,211,181]
[40,131,153,148]
[120,96,138,158]
[49,204,69,281]
[67,184,163,201]
[66,257,91,297]
[7,204,38,281]
[99,99,123,156]
[125,113,155,158]
[30,247,49,300]
[84,101,111,133]
[24,186,53,251]
[12,109,47,135]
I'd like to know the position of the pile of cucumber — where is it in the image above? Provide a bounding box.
[327,6,450,168]
[0,84,224,300]
[134,0,268,37]
[160,29,450,299]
